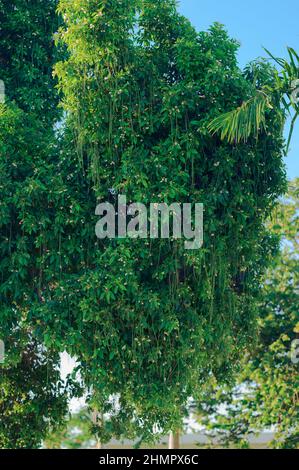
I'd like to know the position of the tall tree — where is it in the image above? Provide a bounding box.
[47,0,287,444]
[0,0,73,448]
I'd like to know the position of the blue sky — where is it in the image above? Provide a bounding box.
[179,0,299,180]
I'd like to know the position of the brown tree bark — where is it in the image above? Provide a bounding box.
[168,431,180,449]
[92,411,103,449]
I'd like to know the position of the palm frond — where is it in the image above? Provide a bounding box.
[208,47,299,151]
[286,110,299,154]
[207,91,272,144]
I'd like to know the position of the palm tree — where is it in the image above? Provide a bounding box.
[208,48,299,154]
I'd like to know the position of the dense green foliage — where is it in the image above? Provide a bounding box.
[197,181,299,448]
[0,0,61,122]
[0,0,290,447]
[46,0,287,443]
[0,339,68,448]
[0,0,72,448]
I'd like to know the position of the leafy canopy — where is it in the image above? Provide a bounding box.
[50,0,287,443]
[197,180,299,449]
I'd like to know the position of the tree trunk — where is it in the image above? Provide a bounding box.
[168,431,180,449]
[92,410,103,449]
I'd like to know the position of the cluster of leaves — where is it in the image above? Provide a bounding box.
[0,338,69,448]
[0,0,61,123]
[197,180,299,449]
[0,0,80,448]
[44,0,287,443]
[208,47,299,153]
[0,0,291,447]
[0,104,84,447]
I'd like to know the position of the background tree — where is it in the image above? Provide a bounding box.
[197,180,299,449]
[0,0,77,448]
[0,337,68,449]
[44,408,96,449]
[42,0,287,445]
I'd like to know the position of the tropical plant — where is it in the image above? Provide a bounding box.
[46,0,287,445]
[208,48,299,153]
[0,0,291,448]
